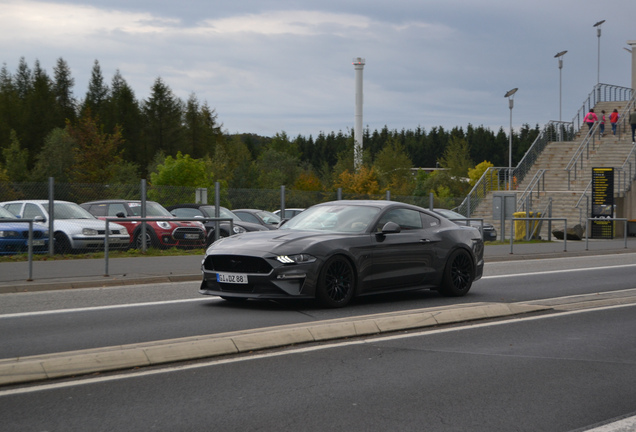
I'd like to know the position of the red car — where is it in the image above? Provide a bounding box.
[80,200,207,249]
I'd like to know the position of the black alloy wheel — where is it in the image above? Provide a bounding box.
[440,249,474,297]
[133,228,158,250]
[316,256,355,308]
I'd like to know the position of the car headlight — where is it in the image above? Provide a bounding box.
[277,254,316,264]
[0,230,19,238]
[233,225,246,234]
[157,221,172,230]
[82,228,98,236]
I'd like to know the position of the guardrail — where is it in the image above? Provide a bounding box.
[0,218,43,281]
[103,217,234,277]
[585,218,628,250]
[508,217,568,254]
[517,169,546,212]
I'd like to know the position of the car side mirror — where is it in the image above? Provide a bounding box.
[380,221,401,234]
[34,216,45,223]
[116,212,126,218]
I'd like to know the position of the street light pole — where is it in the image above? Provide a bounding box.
[505,88,518,191]
[555,50,567,123]
[594,20,605,88]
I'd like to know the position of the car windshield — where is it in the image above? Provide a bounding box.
[0,206,18,219]
[280,204,380,233]
[200,206,241,221]
[256,211,281,225]
[127,202,173,217]
[45,202,96,220]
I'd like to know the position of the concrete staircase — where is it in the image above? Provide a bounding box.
[470,101,636,240]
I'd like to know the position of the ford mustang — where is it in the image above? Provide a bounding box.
[200,200,484,308]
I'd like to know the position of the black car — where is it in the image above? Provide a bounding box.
[232,209,281,230]
[432,208,497,242]
[201,200,484,308]
[166,204,268,246]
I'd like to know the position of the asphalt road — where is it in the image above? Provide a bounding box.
[2,303,636,431]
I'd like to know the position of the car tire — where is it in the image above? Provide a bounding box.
[53,232,72,255]
[133,228,158,250]
[439,249,474,297]
[316,255,355,308]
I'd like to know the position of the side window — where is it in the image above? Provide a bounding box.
[24,203,45,219]
[376,208,423,231]
[421,212,440,228]
[108,204,127,217]
[5,203,23,216]
[235,212,259,224]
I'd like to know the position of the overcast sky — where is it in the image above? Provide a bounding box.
[2,0,635,138]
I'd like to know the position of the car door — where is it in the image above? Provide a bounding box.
[364,208,440,293]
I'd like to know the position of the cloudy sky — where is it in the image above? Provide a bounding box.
[2,0,635,138]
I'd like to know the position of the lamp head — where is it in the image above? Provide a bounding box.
[554,50,568,58]
[504,88,518,98]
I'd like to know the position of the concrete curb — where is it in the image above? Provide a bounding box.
[0,302,549,387]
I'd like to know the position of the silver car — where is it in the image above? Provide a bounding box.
[0,200,130,254]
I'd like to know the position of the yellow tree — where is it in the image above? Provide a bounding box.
[334,166,381,195]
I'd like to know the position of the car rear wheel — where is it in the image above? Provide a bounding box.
[316,256,355,308]
[439,249,474,297]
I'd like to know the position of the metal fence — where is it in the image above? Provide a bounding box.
[0,178,465,258]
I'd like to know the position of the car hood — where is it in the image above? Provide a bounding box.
[53,219,127,231]
[0,222,47,232]
[205,229,355,255]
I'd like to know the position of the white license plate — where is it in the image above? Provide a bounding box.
[185,234,200,239]
[32,240,45,246]
[217,272,248,284]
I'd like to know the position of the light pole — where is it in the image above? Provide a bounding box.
[555,50,567,122]
[593,20,605,87]
[505,88,518,191]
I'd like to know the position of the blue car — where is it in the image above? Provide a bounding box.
[0,206,49,255]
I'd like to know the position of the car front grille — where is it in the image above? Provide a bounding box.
[20,231,45,239]
[204,255,272,274]
[97,230,123,235]
[173,227,205,240]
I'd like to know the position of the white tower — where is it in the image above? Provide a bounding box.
[352,57,365,171]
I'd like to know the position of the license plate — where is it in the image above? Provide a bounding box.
[32,240,45,246]
[185,233,200,239]
[217,272,248,284]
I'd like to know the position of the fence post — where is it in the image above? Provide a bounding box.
[215,182,220,242]
[386,190,390,201]
[280,185,286,219]
[429,192,434,211]
[48,177,54,256]
[141,179,147,253]
[337,188,342,200]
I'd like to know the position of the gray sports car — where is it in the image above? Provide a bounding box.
[200,200,484,308]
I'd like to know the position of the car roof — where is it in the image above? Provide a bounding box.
[81,200,158,204]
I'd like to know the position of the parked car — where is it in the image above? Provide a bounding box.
[80,200,207,249]
[232,209,282,229]
[432,208,497,242]
[273,208,305,220]
[0,205,49,255]
[0,200,129,254]
[165,204,268,246]
[201,200,484,308]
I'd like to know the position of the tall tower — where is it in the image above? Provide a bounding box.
[352,57,365,171]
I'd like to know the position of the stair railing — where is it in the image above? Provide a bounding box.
[517,169,546,212]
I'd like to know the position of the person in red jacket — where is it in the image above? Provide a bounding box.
[610,109,619,136]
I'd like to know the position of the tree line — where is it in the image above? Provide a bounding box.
[0,57,540,201]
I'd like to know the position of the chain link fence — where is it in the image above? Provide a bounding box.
[0,178,464,256]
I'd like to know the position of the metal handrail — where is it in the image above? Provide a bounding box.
[517,169,546,211]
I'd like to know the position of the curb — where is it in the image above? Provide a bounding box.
[0,302,549,387]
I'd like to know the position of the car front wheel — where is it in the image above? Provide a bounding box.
[316,256,355,308]
[439,249,474,297]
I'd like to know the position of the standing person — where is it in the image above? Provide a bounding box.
[610,109,619,136]
[584,108,598,135]
[630,107,636,144]
[599,110,606,137]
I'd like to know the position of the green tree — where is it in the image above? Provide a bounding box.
[81,60,109,119]
[30,127,76,182]
[373,136,414,195]
[53,57,76,123]
[149,151,215,188]
[468,160,494,186]
[142,77,184,160]
[254,148,301,189]
[2,130,29,181]
[438,136,473,177]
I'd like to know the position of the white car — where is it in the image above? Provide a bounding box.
[0,200,130,254]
